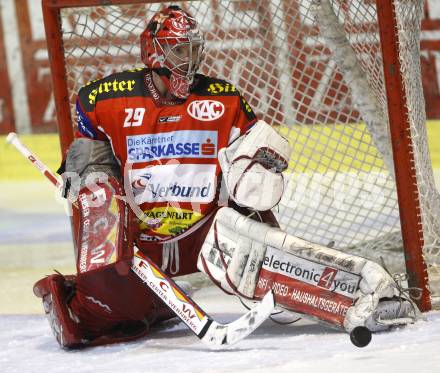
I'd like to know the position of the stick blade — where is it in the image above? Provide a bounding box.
[201,291,275,347]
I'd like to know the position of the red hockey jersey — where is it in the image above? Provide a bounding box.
[75,68,256,242]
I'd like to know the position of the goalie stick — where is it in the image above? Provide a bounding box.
[6,132,275,348]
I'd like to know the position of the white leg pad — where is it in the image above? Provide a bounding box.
[198,207,420,331]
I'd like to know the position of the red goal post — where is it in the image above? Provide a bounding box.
[376,2,430,311]
[42,0,439,311]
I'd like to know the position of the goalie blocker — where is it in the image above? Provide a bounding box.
[198,207,420,333]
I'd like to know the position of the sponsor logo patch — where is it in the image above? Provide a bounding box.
[158,115,181,123]
[262,246,360,299]
[317,267,338,290]
[129,164,217,203]
[187,100,225,121]
[87,79,136,105]
[127,130,218,163]
[139,207,203,236]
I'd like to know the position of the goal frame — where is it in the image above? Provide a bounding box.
[42,0,432,311]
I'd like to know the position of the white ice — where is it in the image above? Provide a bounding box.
[1,289,440,373]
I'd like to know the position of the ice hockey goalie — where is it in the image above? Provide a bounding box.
[33,6,418,349]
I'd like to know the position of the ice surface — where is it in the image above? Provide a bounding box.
[1,288,440,373]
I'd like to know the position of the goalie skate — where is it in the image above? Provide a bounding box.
[363,296,419,332]
[33,274,85,348]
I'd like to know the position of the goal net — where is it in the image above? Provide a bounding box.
[43,0,440,308]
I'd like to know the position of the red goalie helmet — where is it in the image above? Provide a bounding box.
[140,6,204,99]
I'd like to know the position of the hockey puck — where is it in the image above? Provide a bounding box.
[349,326,372,347]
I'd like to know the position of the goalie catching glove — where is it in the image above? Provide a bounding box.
[219,120,291,211]
[198,207,420,333]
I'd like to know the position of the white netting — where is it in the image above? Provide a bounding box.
[57,0,440,304]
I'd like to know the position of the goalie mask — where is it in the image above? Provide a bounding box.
[140,6,205,99]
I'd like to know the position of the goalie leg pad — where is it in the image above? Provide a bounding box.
[198,207,419,332]
[75,176,136,275]
[197,207,273,298]
[35,175,181,349]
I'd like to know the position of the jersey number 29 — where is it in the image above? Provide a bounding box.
[123,108,145,127]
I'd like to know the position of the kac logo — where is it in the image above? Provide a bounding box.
[187,100,225,121]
